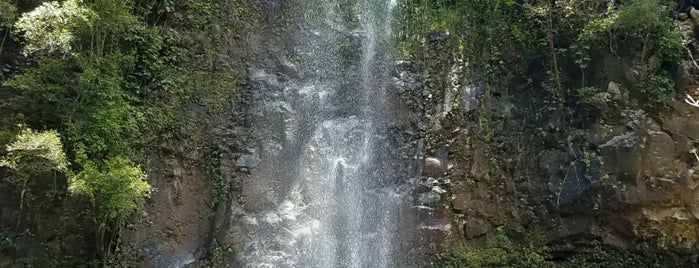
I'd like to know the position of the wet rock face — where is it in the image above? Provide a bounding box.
[407,21,699,255]
[586,102,699,250]
[121,143,214,268]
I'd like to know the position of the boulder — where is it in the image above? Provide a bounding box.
[464,218,491,239]
[236,154,260,168]
[607,81,622,100]
[423,157,447,177]
[691,7,699,20]
[643,131,675,177]
[599,132,643,181]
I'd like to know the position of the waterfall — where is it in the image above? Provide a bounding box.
[236,0,421,267]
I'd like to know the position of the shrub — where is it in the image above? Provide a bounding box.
[638,73,673,108]
[69,156,150,226]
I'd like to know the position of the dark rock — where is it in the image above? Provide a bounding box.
[547,216,593,242]
[674,134,693,158]
[464,218,491,239]
[599,132,643,180]
[643,130,675,177]
[538,150,567,176]
[558,158,599,207]
[663,116,699,139]
[428,32,449,42]
[626,110,661,131]
[452,192,470,212]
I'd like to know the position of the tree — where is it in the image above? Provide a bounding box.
[0,128,69,227]
[68,156,151,254]
[14,0,93,56]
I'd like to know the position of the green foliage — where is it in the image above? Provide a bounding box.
[207,147,227,209]
[5,55,140,160]
[0,128,69,226]
[436,245,551,268]
[579,2,618,42]
[580,0,683,62]
[0,0,17,28]
[70,157,148,222]
[0,128,68,174]
[14,0,93,56]
[550,242,692,268]
[172,0,215,30]
[637,73,673,108]
[3,59,76,128]
[398,0,683,113]
[576,87,608,108]
[101,243,143,268]
[69,156,150,224]
[434,242,693,268]
[0,231,16,251]
[0,0,239,264]
[67,54,139,160]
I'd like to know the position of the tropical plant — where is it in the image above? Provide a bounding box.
[0,128,69,227]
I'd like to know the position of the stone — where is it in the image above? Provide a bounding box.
[423,157,447,177]
[249,69,281,88]
[173,166,185,178]
[607,81,622,100]
[432,186,447,194]
[691,7,699,19]
[464,218,491,239]
[599,132,643,179]
[236,154,260,168]
[624,66,642,86]
[642,207,691,222]
[680,12,690,21]
[460,83,483,112]
[663,116,699,139]
[419,191,441,204]
[452,192,470,212]
[626,110,661,131]
[643,130,675,177]
[674,134,693,158]
[558,159,597,206]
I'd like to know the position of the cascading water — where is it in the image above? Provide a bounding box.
[235,0,423,267]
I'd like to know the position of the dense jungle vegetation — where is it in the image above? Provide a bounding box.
[0,0,243,265]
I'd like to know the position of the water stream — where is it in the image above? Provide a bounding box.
[236,1,421,267]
